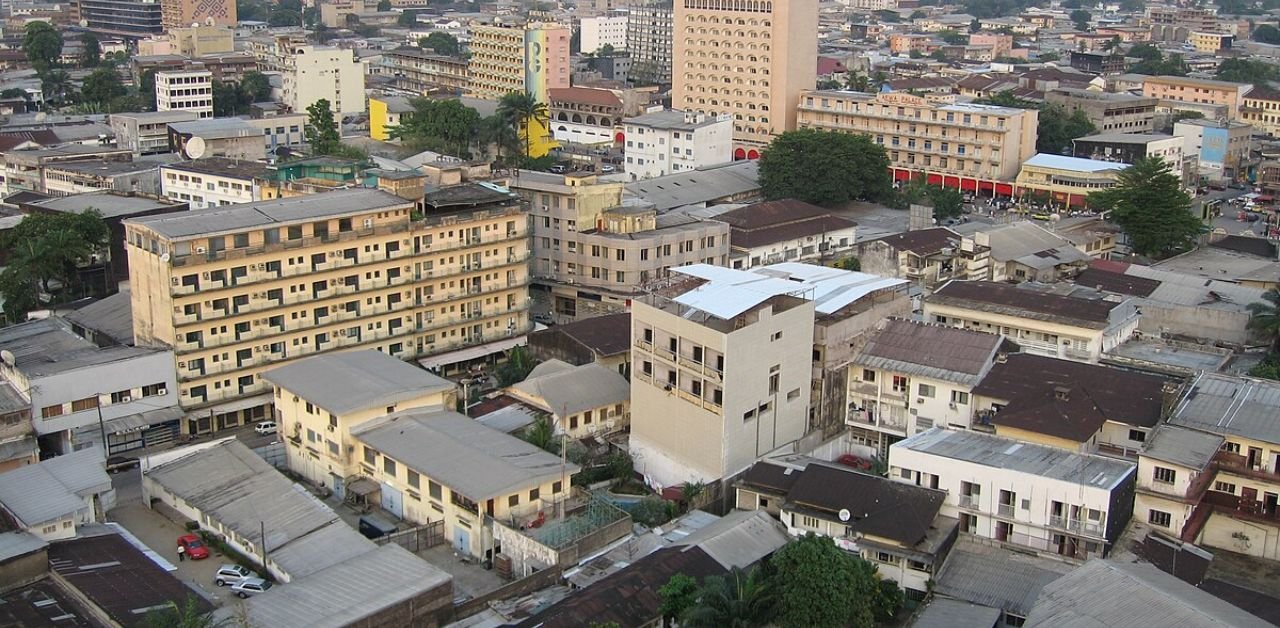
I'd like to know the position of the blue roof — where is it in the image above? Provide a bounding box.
[1023,153,1129,173]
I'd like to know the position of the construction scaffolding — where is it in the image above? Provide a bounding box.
[528,496,630,550]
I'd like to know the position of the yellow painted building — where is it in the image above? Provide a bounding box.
[124,185,532,434]
[1014,153,1126,208]
[467,23,571,103]
[262,349,458,495]
[369,96,416,142]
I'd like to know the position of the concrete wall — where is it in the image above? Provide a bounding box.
[351,578,454,628]
[0,546,48,590]
[26,351,178,449]
[1136,301,1254,345]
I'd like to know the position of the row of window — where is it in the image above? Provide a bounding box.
[40,383,168,419]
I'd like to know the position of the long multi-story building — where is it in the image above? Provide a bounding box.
[626,0,674,85]
[623,109,734,179]
[467,22,570,103]
[1044,88,1158,135]
[1142,75,1250,120]
[381,47,469,96]
[282,45,367,117]
[630,264,814,493]
[1241,86,1280,138]
[797,91,1038,191]
[154,69,213,119]
[671,0,818,156]
[123,185,532,433]
[76,0,164,39]
[581,13,629,53]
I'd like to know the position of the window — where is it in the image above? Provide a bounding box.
[429,480,442,500]
[72,397,99,412]
[1153,466,1176,484]
[917,383,935,398]
[800,515,819,528]
[142,383,164,397]
[407,470,420,489]
[327,440,339,456]
[553,480,562,493]
[1128,429,1146,442]
[530,487,540,500]
[1148,509,1172,528]
[892,376,908,393]
[363,446,377,465]
[951,390,969,405]
[862,369,875,382]
[509,494,519,507]
[110,390,132,404]
[1214,481,1236,493]
[41,405,64,419]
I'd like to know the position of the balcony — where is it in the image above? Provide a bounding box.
[997,503,1015,518]
[958,494,979,510]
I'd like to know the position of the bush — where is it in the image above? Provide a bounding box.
[629,496,673,527]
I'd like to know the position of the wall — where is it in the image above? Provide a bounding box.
[453,565,562,620]
[1135,301,1253,345]
[0,546,48,591]
[27,351,178,448]
[352,579,454,628]
[1200,512,1280,560]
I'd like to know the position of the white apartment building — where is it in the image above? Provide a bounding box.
[623,109,733,180]
[160,158,272,209]
[282,45,367,116]
[581,14,629,53]
[155,70,214,119]
[630,264,814,491]
[890,428,1137,562]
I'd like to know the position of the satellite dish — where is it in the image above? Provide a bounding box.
[160,252,171,263]
[79,19,88,28]
[186,136,207,160]
[0,350,14,366]
[838,508,851,522]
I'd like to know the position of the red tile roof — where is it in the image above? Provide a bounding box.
[548,87,622,108]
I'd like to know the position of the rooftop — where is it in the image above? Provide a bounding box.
[218,544,451,628]
[42,155,182,178]
[261,349,455,416]
[625,109,726,131]
[0,448,109,527]
[929,280,1125,328]
[1170,373,1280,446]
[1073,266,1161,297]
[160,157,273,180]
[979,222,1093,269]
[351,408,578,500]
[974,353,1170,441]
[624,160,760,212]
[659,264,813,321]
[860,227,960,255]
[124,188,411,239]
[786,462,946,547]
[1074,132,1181,145]
[1026,559,1270,627]
[61,290,135,346]
[528,311,631,357]
[109,110,200,124]
[26,191,183,220]
[548,86,623,108]
[749,263,909,317]
[893,428,1135,490]
[144,439,375,580]
[1141,424,1224,471]
[1143,74,1249,89]
[510,359,629,418]
[934,540,1076,616]
[853,319,1003,387]
[0,318,162,378]
[168,118,260,139]
[716,198,857,250]
[1022,153,1130,173]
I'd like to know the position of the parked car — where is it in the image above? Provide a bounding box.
[177,534,210,560]
[548,164,568,174]
[600,164,616,173]
[591,147,609,155]
[214,564,258,587]
[254,421,278,435]
[105,455,139,473]
[231,577,273,598]
[357,514,398,539]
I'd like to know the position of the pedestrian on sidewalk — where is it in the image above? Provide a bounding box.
[177,543,185,562]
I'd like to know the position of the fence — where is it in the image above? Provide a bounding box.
[252,441,286,469]
[374,520,445,553]
[452,565,564,620]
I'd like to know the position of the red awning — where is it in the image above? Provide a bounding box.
[894,169,912,181]
[746,149,760,160]
[995,183,1014,195]
[614,132,624,143]
[960,178,978,191]
[943,176,960,189]
[927,174,943,185]
[734,148,746,160]
[978,180,994,191]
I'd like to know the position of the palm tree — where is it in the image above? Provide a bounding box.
[681,481,706,511]
[1248,288,1280,353]
[497,91,549,159]
[681,567,776,628]
[41,69,74,106]
[144,596,230,628]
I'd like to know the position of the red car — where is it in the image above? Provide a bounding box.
[177,534,210,560]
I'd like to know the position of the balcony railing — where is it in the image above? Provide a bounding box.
[958,494,979,510]
[997,503,1015,518]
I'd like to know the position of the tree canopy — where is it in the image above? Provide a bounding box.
[305,99,342,155]
[963,0,1043,19]
[1216,58,1280,85]
[389,97,482,156]
[1248,288,1280,354]
[80,33,101,68]
[758,129,892,206]
[770,534,880,628]
[0,210,109,323]
[24,22,62,70]
[1036,103,1097,155]
[1255,24,1280,44]
[893,177,964,220]
[1070,9,1091,30]
[420,32,461,56]
[80,67,126,107]
[496,91,549,159]
[1127,45,1189,76]
[1088,157,1202,258]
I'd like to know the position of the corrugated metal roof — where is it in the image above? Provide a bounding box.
[0,530,47,562]
[0,448,109,526]
[852,319,1002,386]
[1026,560,1271,627]
[0,317,162,377]
[125,188,411,239]
[144,439,373,579]
[262,349,454,416]
[511,359,630,418]
[1170,373,1280,446]
[1140,424,1223,471]
[624,160,760,212]
[934,542,1075,616]
[669,264,811,320]
[351,408,578,500]
[893,428,1135,490]
[751,263,908,315]
[913,598,1002,628]
[217,544,451,628]
[670,509,789,570]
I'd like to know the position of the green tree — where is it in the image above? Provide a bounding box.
[24,22,62,70]
[80,66,125,105]
[268,9,302,26]
[863,562,906,622]
[844,71,871,92]
[909,9,927,19]
[1173,110,1205,125]
[237,0,267,21]
[212,81,246,116]
[816,78,842,90]
[0,210,109,323]
[1088,157,1203,258]
[1070,9,1091,30]
[1036,103,1097,154]
[138,69,158,109]
[420,31,460,56]
[241,71,273,103]
[80,33,101,68]
[41,69,75,106]
[1216,58,1280,85]
[658,574,700,625]
[0,88,25,99]
[377,0,391,9]
[1254,24,1280,44]
[479,113,519,162]
[893,177,964,220]
[681,567,777,628]
[521,415,556,452]
[144,597,228,628]
[496,344,536,386]
[497,91,550,158]
[938,29,968,45]
[1127,42,1162,61]
[834,256,861,271]
[758,129,892,206]
[770,534,878,628]
[305,98,342,155]
[1247,289,1280,353]
[303,5,320,26]
[398,9,419,26]
[680,481,706,510]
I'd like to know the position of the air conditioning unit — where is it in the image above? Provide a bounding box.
[195,246,206,254]
[949,403,958,410]
[178,362,186,368]
[916,398,925,404]
[327,424,336,432]
[171,277,179,285]
[158,388,167,396]
[201,271,210,279]
[910,408,919,415]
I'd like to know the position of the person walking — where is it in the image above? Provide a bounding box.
[177,543,186,562]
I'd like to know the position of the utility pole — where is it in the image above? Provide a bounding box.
[95,394,108,456]
[260,520,268,571]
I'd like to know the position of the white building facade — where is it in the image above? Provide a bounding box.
[154,70,214,119]
[890,428,1137,562]
[581,14,629,53]
[623,109,733,180]
[282,45,368,116]
[160,164,262,209]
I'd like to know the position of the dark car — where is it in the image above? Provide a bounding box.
[357,515,397,539]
